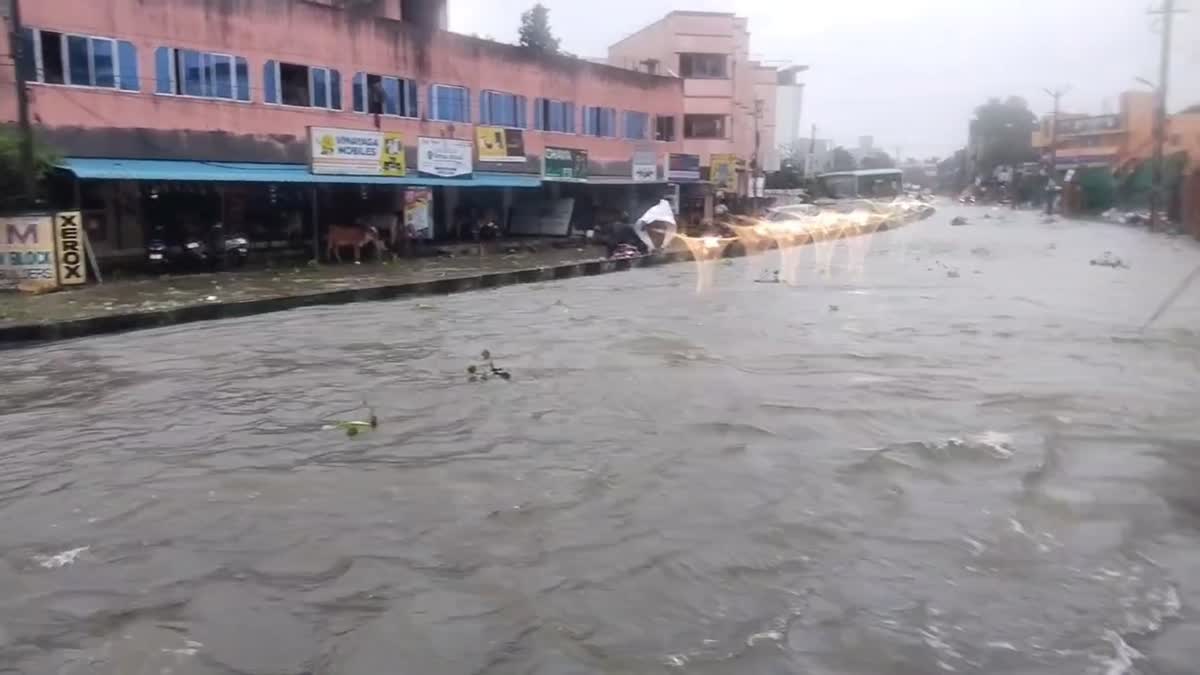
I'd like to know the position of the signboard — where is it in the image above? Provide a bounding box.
[54,211,86,285]
[1,214,56,289]
[404,188,434,240]
[632,147,658,182]
[543,147,588,181]
[1055,114,1122,136]
[309,127,406,176]
[418,137,473,178]
[667,153,701,181]
[710,153,737,191]
[476,127,526,163]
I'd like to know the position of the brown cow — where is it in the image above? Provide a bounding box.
[326,225,384,264]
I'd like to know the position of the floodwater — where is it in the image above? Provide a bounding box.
[3,206,1200,675]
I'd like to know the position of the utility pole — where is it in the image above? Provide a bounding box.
[1148,0,1183,231]
[752,98,763,213]
[807,123,817,177]
[1043,87,1069,215]
[7,0,37,205]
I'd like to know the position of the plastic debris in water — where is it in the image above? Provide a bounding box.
[469,350,512,382]
[323,403,379,437]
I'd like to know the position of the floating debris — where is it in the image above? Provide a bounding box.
[947,270,961,278]
[34,546,89,569]
[1090,252,1129,269]
[469,350,512,382]
[755,270,782,284]
[951,216,969,226]
[829,304,840,312]
[323,403,379,437]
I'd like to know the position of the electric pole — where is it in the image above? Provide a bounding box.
[1148,0,1183,231]
[1043,87,1069,215]
[7,0,37,205]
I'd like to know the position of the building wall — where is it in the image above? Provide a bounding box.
[2,0,683,172]
[608,10,778,179]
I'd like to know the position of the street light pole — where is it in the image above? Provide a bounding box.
[7,0,37,205]
[1043,87,1068,215]
[1148,0,1181,231]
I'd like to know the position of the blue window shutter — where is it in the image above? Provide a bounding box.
[263,60,277,103]
[18,28,35,81]
[154,47,172,94]
[428,84,437,119]
[352,73,364,112]
[383,77,400,115]
[117,41,138,91]
[534,98,545,131]
[463,89,470,123]
[582,106,591,135]
[330,70,342,110]
[517,96,527,129]
[405,80,418,117]
[235,57,250,101]
[479,91,489,125]
[566,103,575,133]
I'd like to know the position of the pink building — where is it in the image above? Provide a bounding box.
[607,11,780,195]
[1,0,685,259]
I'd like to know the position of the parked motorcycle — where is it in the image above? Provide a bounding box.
[145,224,170,272]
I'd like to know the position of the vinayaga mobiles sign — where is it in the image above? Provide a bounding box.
[308,127,406,176]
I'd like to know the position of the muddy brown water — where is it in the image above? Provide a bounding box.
[2,206,1200,674]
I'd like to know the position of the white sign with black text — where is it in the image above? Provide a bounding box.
[632,147,658,182]
[418,137,473,178]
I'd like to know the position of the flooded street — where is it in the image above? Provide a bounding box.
[4,205,1200,674]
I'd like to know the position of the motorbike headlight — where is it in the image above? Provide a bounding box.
[227,238,248,247]
[185,242,201,250]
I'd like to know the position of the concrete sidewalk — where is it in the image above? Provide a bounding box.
[1,242,653,344]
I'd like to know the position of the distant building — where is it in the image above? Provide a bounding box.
[773,66,808,171]
[609,11,790,194]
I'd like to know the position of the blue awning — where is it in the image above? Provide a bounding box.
[58,158,542,188]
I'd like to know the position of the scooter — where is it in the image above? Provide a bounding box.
[145,224,170,271]
[209,222,249,269]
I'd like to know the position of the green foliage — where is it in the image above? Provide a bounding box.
[518,3,560,53]
[859,152,895,170]
[0,127,58,204]
[971,96,1037,174]
[830,147,856,171]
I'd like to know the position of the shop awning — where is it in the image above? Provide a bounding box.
[58,158,542,188]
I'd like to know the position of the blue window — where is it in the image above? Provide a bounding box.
[430,84,469,123]
[480,90,526,128]
[91,38,115,88]
[263,60,340,109]
[117,41,138,92]
[582,106,617,138]
[624,111,649,140]
[157,47,248,101]
[25,30,137,90]
[534,98,575,134]
[353,73,418,117]
[235,58,250,101]
[18,28,36,81]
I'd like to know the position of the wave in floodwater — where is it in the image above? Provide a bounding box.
[2,207,1200,674]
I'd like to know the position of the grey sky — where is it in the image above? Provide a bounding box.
[449,0,1199,160]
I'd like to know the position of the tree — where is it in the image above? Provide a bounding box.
[970,96,1037,176]
[518,3,560,53]
[0,128,58,209]
[830,146,856,171]
[859,152,895,170]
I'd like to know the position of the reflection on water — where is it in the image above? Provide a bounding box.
[2,207,1200,674]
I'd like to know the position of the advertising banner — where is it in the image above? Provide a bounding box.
[0,214,56,289]
[543,147,588,181]
[667,153,701,181]
[54,211,86,285]
[710,153,738,192]
[404,188,434,240]
[632,146,658,182]
[476,127,526,163]
[418,137,473,178]
[309,127,406,176]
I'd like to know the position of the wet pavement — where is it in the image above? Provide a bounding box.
[0,242,607,330]
[3,205,1200,674]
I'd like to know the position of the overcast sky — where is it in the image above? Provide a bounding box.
[449,0,1199,159]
